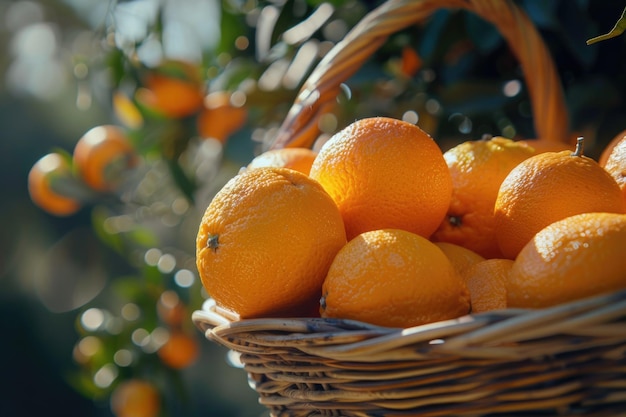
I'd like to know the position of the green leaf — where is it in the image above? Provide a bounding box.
[92,207,125,253]
[128,226,159,248]
[166,157,196,203]
[586,6,626,45]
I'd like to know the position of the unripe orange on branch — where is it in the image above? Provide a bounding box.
[196,91,248,143]
[157,331,199,369]
[110,379,160,417]
[136,59,205,118]
[72,125,138,192]
[28,153,81,216]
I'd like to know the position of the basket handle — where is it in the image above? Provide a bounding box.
[269,0,569,150]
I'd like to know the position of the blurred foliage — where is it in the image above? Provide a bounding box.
[2,0,626,416]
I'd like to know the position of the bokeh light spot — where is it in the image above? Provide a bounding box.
[121,303,141,321]
[113,349,133,367]
[503,79,522,97]
[160,290,180,308]
[157,253,176,274]
[174,269,195,288]
[94,364,118,388]
[402,110,419,125]
[131,328,150,347]
[81,308,105,331]
[235,36,249,50]
[151,327,169,348]
[318,113,337,134]
[144,248,162,266]
[425,98,441,115]
[74,336,102,364]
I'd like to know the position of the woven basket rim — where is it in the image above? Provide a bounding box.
[193,289,626,415]
[193,288,626,362]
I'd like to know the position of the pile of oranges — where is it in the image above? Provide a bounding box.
[196,116,626,329]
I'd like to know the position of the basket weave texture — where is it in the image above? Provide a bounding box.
[193,290,626,416]
[194,0,626,415]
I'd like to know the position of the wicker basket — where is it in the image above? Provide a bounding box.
[193,1,626,415]
[194,291,626,416]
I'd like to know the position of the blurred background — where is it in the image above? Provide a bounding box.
[1,0,625,416]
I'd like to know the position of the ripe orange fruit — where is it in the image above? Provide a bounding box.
[247,148,318,175]
[309,117,452,241]
[434,242,486,278]
[598,129,626,167]
[136,59,204,118]
[320,229,470,328]
[463,258,512,313]
[157,331,199,369]
[110,379,160,417]
[507,212,626,308]
[196,91,247,143]
[73,125,138,192]
[494,139,626,259]
[196,167,347,319]
[28,153,81,216]
[601,132,626,200]
[431,136,535,258]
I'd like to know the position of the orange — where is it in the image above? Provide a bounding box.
[196,167,347,319]
[309,117,452,241]
[196,91,247,143]
[598,129,626,167]
[601,131,626,200]
[400,45,421,78]
[247,148,318,175]
[463,258,512,313]
[28,153,81,216]
[434,242,486,278]
[110,379,160,417]
[157,331,199,369]
[507,212,626,308]
[494,138,626,259]
[73,125,138,192]
[136,59,204,118]
[320,229,470,328]
[431,136,535,258]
